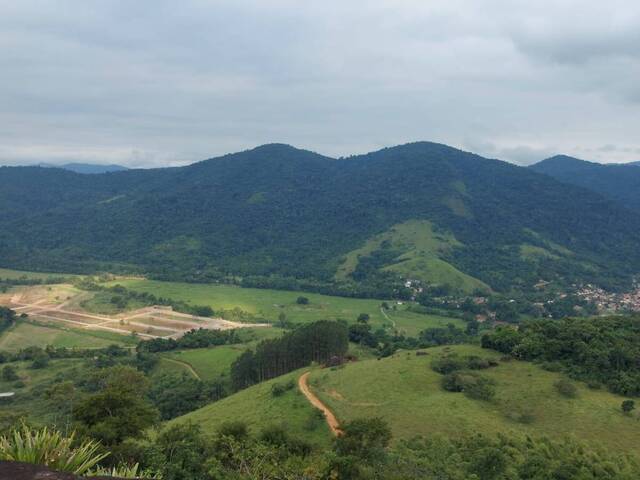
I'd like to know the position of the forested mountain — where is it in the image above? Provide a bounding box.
[2,142,640,293]
[531,155,640,211]
[36,162,129,174]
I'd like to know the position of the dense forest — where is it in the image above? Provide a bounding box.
[482,315,640,396]
[2,142,640,293]
[531,155,640,212]
[231,320,348,389]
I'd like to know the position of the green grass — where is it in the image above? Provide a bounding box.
[162,346,246,382]
[169,369,331,447]
[306,345,640,452]
[335,220,489,293]
[0,268,78,280]
[0,321,136,352]
[79,291,149,315]
[104,279,463,336]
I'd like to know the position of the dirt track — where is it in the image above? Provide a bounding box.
[298,371,342,436]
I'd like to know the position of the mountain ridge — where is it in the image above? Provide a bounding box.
[1,142,640,293]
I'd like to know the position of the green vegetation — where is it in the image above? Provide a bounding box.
[170,369,332,447]
[162,346,245,381]
[306,345,640,452]
[0,321,136,352]
[2,142,640,293]
[105,278,463,335]
[79,290,148,315]
[481,315,640,395]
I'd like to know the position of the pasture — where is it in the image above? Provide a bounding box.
[105,279,463,336]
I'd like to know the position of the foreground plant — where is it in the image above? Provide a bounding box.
[90,462,163,479]
[0,423,109,475]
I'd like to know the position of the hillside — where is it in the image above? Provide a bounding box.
[2,143,640,292]
[171,345,640,453]
[36,163,129,174]
[531,155,640,212]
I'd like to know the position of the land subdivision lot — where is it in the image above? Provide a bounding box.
[2,283,267,342]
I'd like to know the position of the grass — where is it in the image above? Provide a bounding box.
[0,321,136,352]
[162,346,246,382]
[79,291,148,315]
[0,268,79,280]
[104,278,463,336]
[169,369,332,448]
[335,220,489,293]
[305,345,640,452]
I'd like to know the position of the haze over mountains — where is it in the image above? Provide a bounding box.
[2,142,640,293]
[36,163,129,174]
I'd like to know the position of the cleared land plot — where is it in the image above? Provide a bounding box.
[106,279,463,335]
[162,345,247,381]
[308,345,640,452]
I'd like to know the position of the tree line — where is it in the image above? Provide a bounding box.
[231,320,348,390]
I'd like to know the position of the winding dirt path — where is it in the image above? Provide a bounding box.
[298,372,342,436]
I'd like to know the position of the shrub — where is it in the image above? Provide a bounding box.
[1,365,18,382]
[89,462,161,479]
[0,424,108,475]
[622,400,635,414]
[431,356,465,374]
[296,296,309,305]
[554,378,577,398]
[463,376,496,401]
[271,379,295,397]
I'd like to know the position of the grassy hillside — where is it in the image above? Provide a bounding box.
[169,344,640,455]
[306,345,640,452]
[106,278,463,336]
[0,320,136,352]
[336,220,490,293]
[169,369,332,447]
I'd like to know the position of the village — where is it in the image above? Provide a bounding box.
[576,282,640,313]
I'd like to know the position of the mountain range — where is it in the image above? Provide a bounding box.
[36,162,129,174]
[2,142,640,294]
[530,155,640,212]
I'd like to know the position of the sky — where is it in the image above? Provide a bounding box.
[1,0,639,168]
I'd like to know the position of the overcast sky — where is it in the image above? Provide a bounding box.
[1,1,639,167]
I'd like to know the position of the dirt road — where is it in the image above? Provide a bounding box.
[298,371,342,436]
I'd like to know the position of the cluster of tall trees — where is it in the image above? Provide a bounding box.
[231,320,348,390]
[0,307,16,335]
[137,328,238,353]
[482,315,640,395]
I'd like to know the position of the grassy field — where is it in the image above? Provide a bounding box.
[169,369,332,447]
[162,346,246,381]
[79,290,149,315]
[0,268,79,280]
[104,279,463,336]
[0,320,137,352]
[306,345,640,452]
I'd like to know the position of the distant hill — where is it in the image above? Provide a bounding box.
[531,155,640,211]
[37,162,129,174]
[1,142,640,293]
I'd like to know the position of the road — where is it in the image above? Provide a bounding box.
[298,371,342,436]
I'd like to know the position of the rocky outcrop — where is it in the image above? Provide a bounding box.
[0,461,127,480]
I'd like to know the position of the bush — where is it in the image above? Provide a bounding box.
[622,400,635,414]
[296,296,309,305]
[441,372,496,401]
[554,378,577,398]
[271,379,295,397]
[1,366,18,382]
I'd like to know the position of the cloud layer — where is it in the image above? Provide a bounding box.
[1,0,639,167]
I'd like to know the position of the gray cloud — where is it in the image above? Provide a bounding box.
[0,0,639,167]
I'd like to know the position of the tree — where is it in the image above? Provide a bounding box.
[74,366,158,445]
[152,422,211,480]
[1,366,18,382]
[30,353,49,369]
[296,296,309,305]
[334,418,392,460]
[622,399,635,414]
[357,313,370,323]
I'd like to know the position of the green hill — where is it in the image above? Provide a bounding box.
[2,142,640,292]
[531,155,640,212]
[172,345,640,453]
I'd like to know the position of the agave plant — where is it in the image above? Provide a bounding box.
[90,462,163,479]
[0,423,109,475]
